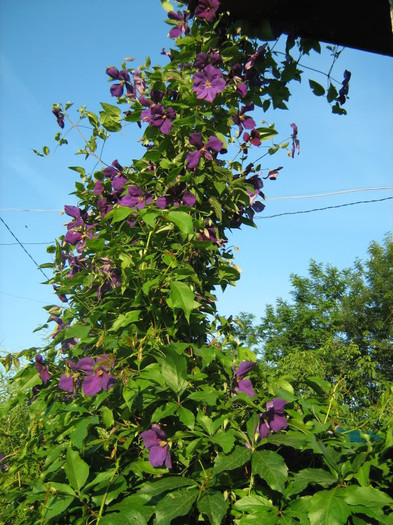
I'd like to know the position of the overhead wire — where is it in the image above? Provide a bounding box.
[255,196,393,220]
[0,216,50,280]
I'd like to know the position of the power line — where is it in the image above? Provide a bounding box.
[266,186,393,201]
[0,216,50,280]
[0,291,49,305]
[256,196,393,220]
[0,242,52,246]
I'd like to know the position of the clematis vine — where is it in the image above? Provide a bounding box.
[259,398,288,438]
[141,424,172,469]
[193,64,226,103]
[186,133,223,169]
[106,67,134,98]
[232,361,256,397]
[168,10,189,38]
[194,0,220,22]
[35,355,51,384]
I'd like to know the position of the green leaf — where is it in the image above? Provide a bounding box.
[285,468,337,497]
[161,347,188,395]
[161,0,174,12]
[110,206,134,223]
[64,447,89,492]
[212,429,236,453]
[308,488,350,525]
[70,415,99,450]
[177,405,195,429]
[197,491,229,525]
[213,446,252,475]
[188,389,219,406]
[99,511,147,525]
[43,495,74,521]
[62,323,92,340]
[252,450,288,493]
[309,79,326,96]
[139,477,197,497]
[327,83,338,103]
[100,102,122,132]
[234,494,273,512]
[155,487,199,525]
[101,406,114,428]
[110,310,141,331]
[341,485,393,508]
[167,210,193,234]
[169,281,199,323]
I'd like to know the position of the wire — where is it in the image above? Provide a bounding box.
[0,208,62,212]
[266,186,393,201]
[0,291,49,305]
[0,242,53,246]
[255,196,393,220]
[0,216,50,280]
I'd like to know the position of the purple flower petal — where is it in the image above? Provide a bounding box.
[141,429,160,449]
[237,83,247,98]
[82,374,102,396]
[206,136,223,152]
[160,118,173,135]
[106,67,120,79]
[64,205,81,219]
[267,398,287,413]
[236,361,256,379]
[187,150,203,169]
[189,132,204,148]
[156,196,168,209]
[270,414,288,432]
[182,191,196,207]
[259,420,271,438]
[237,379,255,397]
[59,374,74,392]
[64,230,83,245]
[149,445,168,468]
[76,357,95,373]
[110,83,124,97]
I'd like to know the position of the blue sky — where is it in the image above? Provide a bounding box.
[0,0,392,355]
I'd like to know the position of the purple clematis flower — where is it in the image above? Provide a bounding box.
[140,91,176,134]
[290,123,300,158]
[245,45,266,71]
[193,64,226,103]
[186,133,223,169]
[232,361,256,397]
[80,355,115,396]
[106,67,134,98]
[236,82,248,98]
[259,398,288,438]
[194,0,220,22]
[232,104,256,133]
[338,69,351,105]
[243,129,261,147]
[119,185,153,209]
[141,424,172,469]
[168,10,189,38]
[52,107,65,128]
[35,355,51,384]
[59,355,115,396]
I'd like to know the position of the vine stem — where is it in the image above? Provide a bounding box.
[324,378,344,424]
[95,460,119,524]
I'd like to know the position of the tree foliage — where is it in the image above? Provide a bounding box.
[0,1,392,524]
[235,234,393,427]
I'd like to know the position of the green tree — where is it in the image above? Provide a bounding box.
[235,234,393,427]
